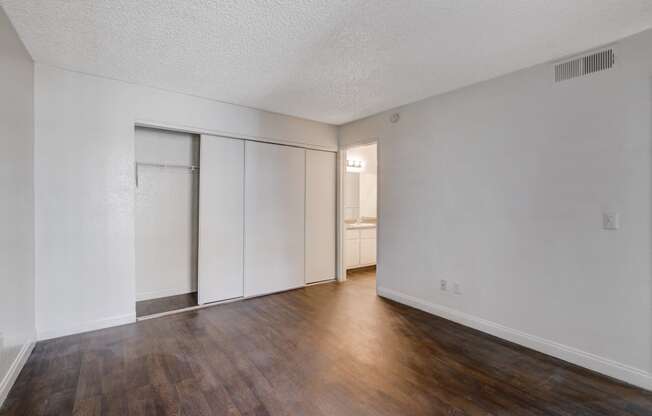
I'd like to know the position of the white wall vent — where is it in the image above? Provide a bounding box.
[554,48,615,82]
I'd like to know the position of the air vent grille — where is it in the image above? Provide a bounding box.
[554,48,615,82]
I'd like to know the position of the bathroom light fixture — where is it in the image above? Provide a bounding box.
[347,159,365,172]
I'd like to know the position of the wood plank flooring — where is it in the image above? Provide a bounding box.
[3,268,652,415]
[136,292,198,318]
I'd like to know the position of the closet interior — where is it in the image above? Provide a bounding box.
[135,127,336,318]
[135,127,200,317]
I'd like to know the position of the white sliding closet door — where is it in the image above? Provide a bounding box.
[305,150,336,283]
[198,135,244,304]
[244,141,305,297]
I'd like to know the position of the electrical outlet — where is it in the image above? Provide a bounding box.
[453,282,461,295]
[440,280,447,291]
[603,212,619,230]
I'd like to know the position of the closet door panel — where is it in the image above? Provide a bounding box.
[245,141,305,297]
[305,150,336,283]
[198,135,244,304]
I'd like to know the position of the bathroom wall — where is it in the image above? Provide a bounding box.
[346,143,377,220]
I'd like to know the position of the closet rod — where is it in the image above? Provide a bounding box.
[136,162,199,171]
[135,162,199,187]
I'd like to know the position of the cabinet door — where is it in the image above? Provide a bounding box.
[198,135,244,304]
[360,238,376,265]
[244,141,305,297]
[344,238,360,269]
[305,150,336,284]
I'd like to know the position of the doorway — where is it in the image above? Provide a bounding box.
[134,127,200,318]
[340,142,377,281]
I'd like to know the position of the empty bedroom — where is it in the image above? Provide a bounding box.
[2,1,652,415]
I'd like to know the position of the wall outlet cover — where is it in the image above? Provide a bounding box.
[440,280,447,291]
[603,212,620,230]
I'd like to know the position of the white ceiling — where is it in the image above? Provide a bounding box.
[3,1,652,125]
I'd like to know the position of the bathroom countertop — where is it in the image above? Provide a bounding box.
[346,222,377,230]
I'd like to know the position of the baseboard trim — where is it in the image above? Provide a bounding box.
[305,278,337,286]
[37,313,136,341]
[0,340,35,409]
[377,286,652,390]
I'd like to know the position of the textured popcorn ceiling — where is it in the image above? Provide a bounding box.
[2,0,652,125]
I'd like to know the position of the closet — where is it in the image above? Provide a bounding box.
[136,128,336,316]
[243,141,306,296]
[135,127,199,315]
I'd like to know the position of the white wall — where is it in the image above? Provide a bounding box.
[135,127,199,166]
[340,29,652,389]
[359,173,377,219]
[0,8,35,404]
[34,64,338,340]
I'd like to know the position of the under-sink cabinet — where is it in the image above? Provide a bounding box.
[344,227,376,270]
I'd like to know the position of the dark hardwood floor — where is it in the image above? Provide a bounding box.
[3,268,652,415]
[136,292,198,318]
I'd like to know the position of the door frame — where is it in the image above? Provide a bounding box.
[336,140,379,282]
